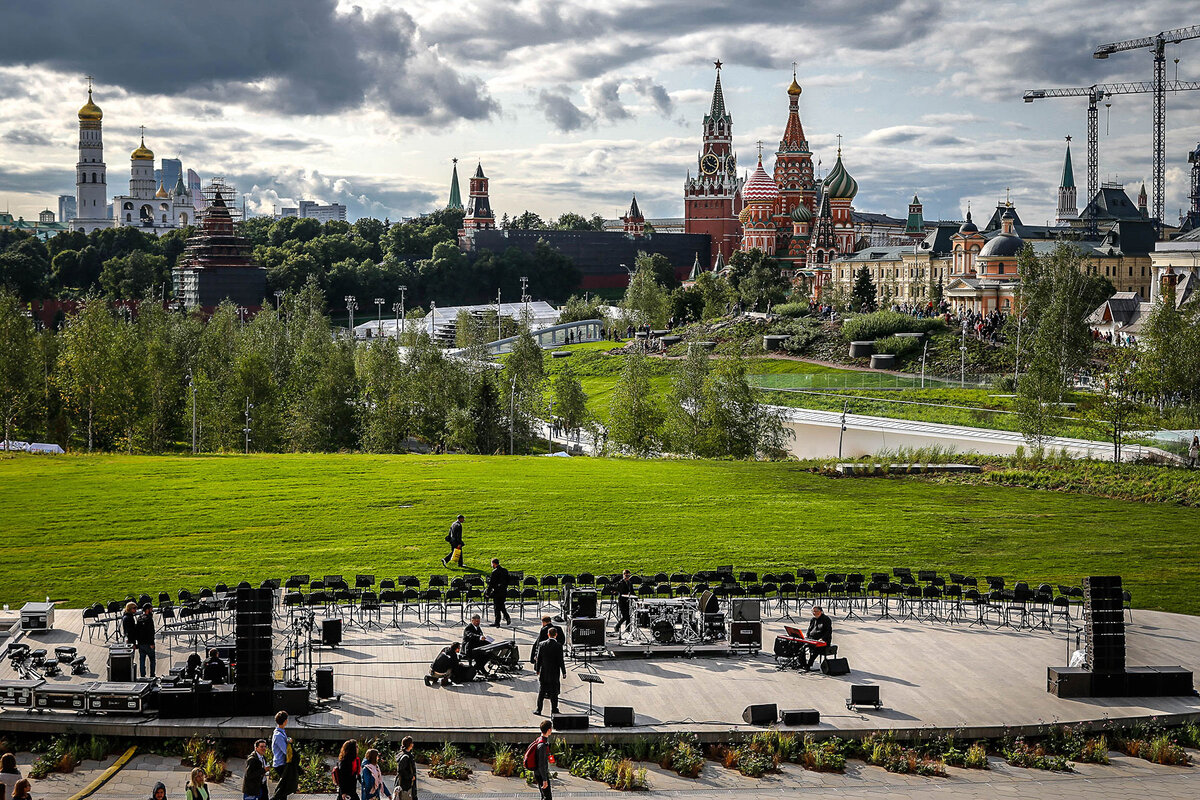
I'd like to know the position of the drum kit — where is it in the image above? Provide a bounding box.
[630,591,723,645]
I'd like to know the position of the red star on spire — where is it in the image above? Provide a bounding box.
[714,59,723,70]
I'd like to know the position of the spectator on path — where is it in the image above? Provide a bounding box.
[149,781,166,800]
[135,603,156,678]
[12,779,33,800]
[361,748,392,800]
[243,739,269,800]
[488,558,512,627]
[394,737,417,800]
[530,720,554,800]
[442,514,465,567]
[185,768,210,800]
[0,753,21,798]
[534,628,566,716]
[1189,435,1199,469]
[334,741,361,800]
[270,710,296,800]
[122,601,138,645]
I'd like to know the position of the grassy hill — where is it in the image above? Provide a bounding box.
[2,453,1198,613]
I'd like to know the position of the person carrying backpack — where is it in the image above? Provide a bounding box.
[394,737,416,800]
[523,720,554,800]
[332,741,361,800]
[360,749,391,800]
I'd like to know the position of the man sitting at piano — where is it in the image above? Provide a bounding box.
[462,614,491,665]
[803,606,833,671]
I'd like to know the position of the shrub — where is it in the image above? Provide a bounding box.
[799,736,846,772]
[863,733,946,776]
[491,746,519,777]
[842,311,944,342]
[772,302,809,318]
[87,735,111,762]
[569,753,648,790]
[296,746,335,794]
[428,742,472,780]
[1003,738,1072,771]
[658,736,704,778]
[872,335,922,360]
[202,749,228,783]
[1121,734,1190,766]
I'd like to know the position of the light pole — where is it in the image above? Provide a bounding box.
[509,374,518,455]
[243,397,254,454]
[960,324,967,388]
[374,297,384,337]
[398,285,407,341]
[274,290,283,310]
[520,275,530,317]
[920,338,929,389]
[837,400,849,460]
[237,305,247,326]
[496,288,502,341]
[392,302,402,340]
[345,295,358,335]
[548,399,555,454]
[187,370,197,454]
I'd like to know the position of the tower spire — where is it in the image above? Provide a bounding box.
[447,157,463,210]
[1060,136,1075,189]
[708,60,728,120]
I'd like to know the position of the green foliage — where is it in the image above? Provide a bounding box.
[489,741,520,777]
[1114,722,1192,765]
[872,335,922,360]
[428,742,472,779]
[0,290,37,443]
[863,733,947,776]
[1003,738,1072,771]
[772,302,809,318]
[621,264,669,328]
[558,294,607,325]
[841,311,944,342]
[851,265,877,312]
[726,249,788,312]
[799,735,846,772]
[569,753,648,790]
[99,250,168,301]
[296,745,335,794]
[551,361,589,436]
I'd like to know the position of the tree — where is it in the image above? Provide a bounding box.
[0,290,36,445]
[851,265,877,312]
[357,336,411,453]
[620,266,668,329]
[665,342,710,456]
[727,249,788,311]
[1088,345,1146,464]
[558,294,606,324]
[503,323,546,452]
[553,212,601,231]
[694,270,733,320]
[635,251,679,290]
[669,285,704,325]
[607,349,663,455]
[509,211,547,230]
[0,238,47,301]
[552,361,589,437]
[99,250,168,300]
[699,353,789,458]
[56,299,122,450]
[467,372,506,454]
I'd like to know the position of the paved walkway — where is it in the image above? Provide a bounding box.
[15,748,1200,800]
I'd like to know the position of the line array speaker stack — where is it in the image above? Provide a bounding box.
[1083,575,1125,673]
[235,587,274,715]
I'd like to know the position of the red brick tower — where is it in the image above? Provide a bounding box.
[773,68,816,263]
[684,61,744,268]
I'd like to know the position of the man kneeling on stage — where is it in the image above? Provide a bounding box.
[803,606,832,671]
[425,642,462,686]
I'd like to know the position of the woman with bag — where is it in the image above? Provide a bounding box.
[184,768,210,800]
[360,749,391,800]
[394,737,416,800]
[333,741,361,800]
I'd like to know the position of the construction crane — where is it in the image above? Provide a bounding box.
[1023,80,1200,237]
[1094,25,1200,236]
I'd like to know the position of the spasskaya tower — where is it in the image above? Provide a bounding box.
[684,61,744,268]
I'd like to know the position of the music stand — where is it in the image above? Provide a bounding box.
[579,672,603,717]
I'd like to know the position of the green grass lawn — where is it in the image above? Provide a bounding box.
[2,453,1198,613]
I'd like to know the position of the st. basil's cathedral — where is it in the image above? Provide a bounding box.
[684,63,861,297]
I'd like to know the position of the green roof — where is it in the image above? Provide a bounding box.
[1061,142,1075,189]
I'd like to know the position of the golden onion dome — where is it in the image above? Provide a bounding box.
[131,135,154,161]
[787,76,802,96]
[78,90,103,121]
[155,182,168,198]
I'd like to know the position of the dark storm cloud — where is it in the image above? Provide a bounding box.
[0,166,73,196]
[537,90,593,132]
[3,129,54,147]
[0,0,496,124]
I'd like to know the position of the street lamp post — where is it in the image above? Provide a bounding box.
[398,285,407,341]
[392,302,402,340]
[274,290,283,310]
[187,370,197,454]
[345,295,358,335]
[509,374,518,455]
[960,325,967,388]
[374,297,385,337]
[243,397,254,454]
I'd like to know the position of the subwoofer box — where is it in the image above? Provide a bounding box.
[781,708,820,725]
[604,706,634,727]
[741,703,777,725]
[821,657,850,676]
[553,712,589,730]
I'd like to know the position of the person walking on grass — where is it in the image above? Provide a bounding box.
[394,737,417,800]
[442,514,465,566]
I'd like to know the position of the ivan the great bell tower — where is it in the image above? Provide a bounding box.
[684,62,744,268]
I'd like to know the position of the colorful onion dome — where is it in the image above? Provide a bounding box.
[738,207,752,225]
[78,89,102,121]
[788,76,802,97]
[742,157,780,204]
[823,150,858,200]
[790,201,812,223]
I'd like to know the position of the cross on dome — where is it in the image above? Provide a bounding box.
[756,139,764,159]
[836,133,843,156]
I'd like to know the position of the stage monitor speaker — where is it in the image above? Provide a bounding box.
[781,708,820,725]
[729,621,762,646]
[741,703,778,725]
[568,589,598,619]
[316,666,334,699]
[322,617,342,648]
[553,713,590,730]
[731,599,761,622]
[273,683,311,716]
[108,648,134,683]
[821,657,850,676]
[848,684,881,708]
[570,617,605,648]
[604,706,635,727]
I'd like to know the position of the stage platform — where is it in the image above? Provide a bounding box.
[1,604,1198,742]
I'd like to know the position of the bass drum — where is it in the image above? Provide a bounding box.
[651,619,676,644]
[697,590,719,615]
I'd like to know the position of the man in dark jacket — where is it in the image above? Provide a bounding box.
[532,720,553,800]
[135,604,156,678]
[122,602,138,645]
[613,570,633,636]
[243,739,269,800]
[488,558,511,627]
[394,736,416,800]
[802,606,833,671]
[530,616,565,665]
[441,514,465,566]
[425,642,460,686]
[534,628,566,715]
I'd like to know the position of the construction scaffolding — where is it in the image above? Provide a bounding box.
[198,177,242,223]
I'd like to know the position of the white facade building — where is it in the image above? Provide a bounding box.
[279,200,347,222]
[70,85,114,234]
[111,132,194,234]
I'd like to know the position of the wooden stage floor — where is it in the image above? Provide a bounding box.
[2,604,1198,741]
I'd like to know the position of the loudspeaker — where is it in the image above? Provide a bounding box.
[570,617,605,648]
[108,647,134,682]
[848,684,880,708]
[316,666,334,699]
[322,617,343,648]
[604,706,635,727]
[821,657,850,676]
[553,713,590,730]
[729,621,762,646]
[158,687,196,719]
[273,683,311,716]
[741,703,778,725]
[235,689,273,715]
[731,599,761,622]
[781,708,820,725]
[568,589,598,619]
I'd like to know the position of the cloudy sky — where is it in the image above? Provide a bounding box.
[1,0,1197,227]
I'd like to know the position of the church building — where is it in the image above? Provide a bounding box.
[111,130,195,234]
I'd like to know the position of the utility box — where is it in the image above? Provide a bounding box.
[20,602,55,632]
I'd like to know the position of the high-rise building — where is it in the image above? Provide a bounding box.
[70,81,114,233]
[58,195,76,223]
[277,200,347,222]
[188,169,204,211]
[683,61,744,267]
[161,158,182,194]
